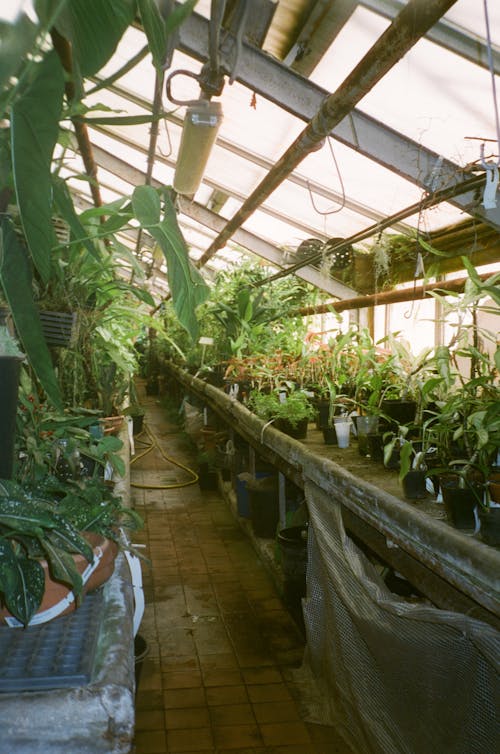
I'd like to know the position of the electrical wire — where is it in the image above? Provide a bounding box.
[130,422,199,489]
[483,0,500,165]
[306,137,346,216]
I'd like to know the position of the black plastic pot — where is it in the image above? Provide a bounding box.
[275,417,309,439]
[402,470,427,500]
[381,399,417,427]
[322,426,337,445]
[197,463,218,491]
[248,476,279,537]
[277,525,308,632]
[0,356,23,479]
[145,376,159,396]
[440,478,482,531]
[132,413,144,435]
[316,400,331,430]
[367,433,384,463]
[479,506,500,547]
[134,634,149,693]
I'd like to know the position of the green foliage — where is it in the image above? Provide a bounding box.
[0,475,142,626]
[11,50,64,283]
[132,186,209,341]
[1,3,206,411]
[248,388,315,429]
[0,217,63,409]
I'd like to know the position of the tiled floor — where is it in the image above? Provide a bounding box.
[130,387,352,753]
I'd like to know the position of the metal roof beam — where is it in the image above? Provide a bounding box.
[77,142,355,298]
[91,83,402,230]
[287,0,357,75]
[178,8,500,233]
[360,0,500,74]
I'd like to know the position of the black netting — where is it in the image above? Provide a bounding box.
[297,480,500,754]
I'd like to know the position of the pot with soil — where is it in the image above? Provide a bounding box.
[247,474,279,538]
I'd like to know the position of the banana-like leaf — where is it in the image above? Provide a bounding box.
[55,0,136,79]
[82,113,168,126]
[138,0,197,72]
[11,50,64,283]
[0,13,38,97]
[0,217,62,409]
[132,186,209,340]
[52,176,100,260]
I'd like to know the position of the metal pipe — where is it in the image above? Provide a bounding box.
[195,0,459,269]
[255,173,485,288]
[294,272,492,316]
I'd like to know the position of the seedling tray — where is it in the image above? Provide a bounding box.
[0,590,103,692]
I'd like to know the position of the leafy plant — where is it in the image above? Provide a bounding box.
[0,1,205,411]
[0,475,142,626]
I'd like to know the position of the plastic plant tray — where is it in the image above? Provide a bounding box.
[0,590,103,692]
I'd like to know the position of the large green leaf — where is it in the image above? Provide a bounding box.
[0,553,45,625]
[0,15,38,99]
[41,537,84,595]
[0,217,62,409]
[137,0,197,71]
[52,176,100,260]
[132,186,209,340]
[55,0,137,78]
[11,50,64,283]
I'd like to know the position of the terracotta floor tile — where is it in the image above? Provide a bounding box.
[247,684,292,703]
[252,700,301,724]
[162,669,202,689]
[202,668,243,687]
[165,705,211,729]
[206,684,249,706]
[209,702,256,726]
[135,689,164,711]
[167,726,214,752]
[213,723,263,749]
[259,721,312,747]
[198,652,240,671]
[132,396,337,754]
[163,686,206,709]
[134,708,165,731]
[134,728,167,754]
[162,656,200,673]
[241,667,283,685]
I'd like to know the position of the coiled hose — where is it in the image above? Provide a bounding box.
[130,422,198,489]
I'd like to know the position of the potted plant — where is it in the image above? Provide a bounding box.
[197,450,218,491]
[0,475,142,626]
[248,387,315,440]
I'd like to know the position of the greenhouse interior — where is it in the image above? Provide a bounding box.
[0,1,499,753]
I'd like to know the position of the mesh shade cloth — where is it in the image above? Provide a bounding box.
[297,479,499,754]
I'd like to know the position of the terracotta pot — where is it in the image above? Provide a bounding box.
[100,415,125,435]
[0,532,118,626]
[487,472,500,504]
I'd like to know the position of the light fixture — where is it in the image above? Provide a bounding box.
[173,98,223,197]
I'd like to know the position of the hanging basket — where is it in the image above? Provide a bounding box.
[39,310,77,348]
[353,251,375,293]
[324,237,353,271]
[0,307,77,348]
